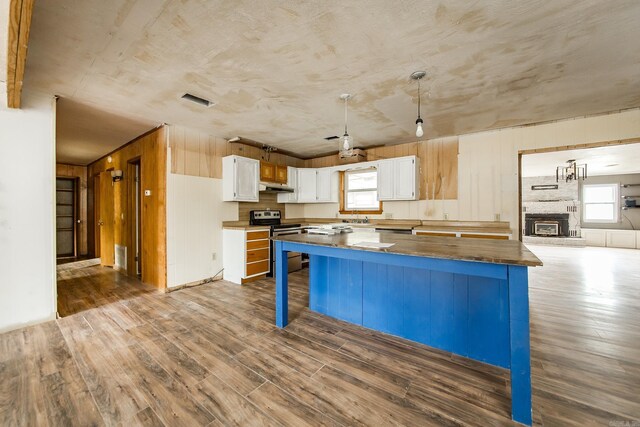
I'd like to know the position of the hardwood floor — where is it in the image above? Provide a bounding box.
[57,263,157,317]
[2,245,639,426]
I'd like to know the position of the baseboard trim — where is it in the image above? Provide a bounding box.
[0,313,57,334]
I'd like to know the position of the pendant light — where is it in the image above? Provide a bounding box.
[410,71,427,138]
[339,93,354,157]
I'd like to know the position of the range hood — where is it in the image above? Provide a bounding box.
[259,182,294,193]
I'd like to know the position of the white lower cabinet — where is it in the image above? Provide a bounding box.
[582,228,637,249]
[222,228,270,284]
[582,229,606,247]
[605,230,636,249]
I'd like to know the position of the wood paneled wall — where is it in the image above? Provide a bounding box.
[6,0,34,108]
[56,163,88,255]
[88,127,167,289]
[305,139,459,200]
[238,193,285,221]
[168,125,304,179]
[167,125,458,201]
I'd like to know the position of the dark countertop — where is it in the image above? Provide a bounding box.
[272,231,542,267]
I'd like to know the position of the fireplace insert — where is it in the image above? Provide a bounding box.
[524,213,570,237]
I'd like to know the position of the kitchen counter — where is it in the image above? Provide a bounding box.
[221,224,270,230]
[273,231,541,266]
[273,231,539,425]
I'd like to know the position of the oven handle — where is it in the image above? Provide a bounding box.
[272,230,302,236]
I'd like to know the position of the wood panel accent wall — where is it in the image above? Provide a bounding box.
[168,125,304,179]
[88,127,167,289]
[6,0,34,108]
[306,139,459,200]
[56,164,88,255]
[238,193,285,221]
[167,125,457,202]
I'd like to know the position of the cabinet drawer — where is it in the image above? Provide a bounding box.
[246,260,269,277]
[415,231,456,237]
[247,248,269,263]
[247,230,269,241]
[460,233,509,240]
[246,239,269,250]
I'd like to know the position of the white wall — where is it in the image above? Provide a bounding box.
[166,158,238,288]
[300,109,640,232]
[458,109,640,230]
[0,92,57,332]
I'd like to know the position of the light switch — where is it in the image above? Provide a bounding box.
[144,190,152,196]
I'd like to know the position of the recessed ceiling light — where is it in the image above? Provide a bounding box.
[181,93,215,108]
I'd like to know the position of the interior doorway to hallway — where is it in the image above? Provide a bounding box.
[56,177,78,258]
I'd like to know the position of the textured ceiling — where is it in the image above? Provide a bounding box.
[24,0,640,160]
[55,98,157,165]
[522,143,640,177]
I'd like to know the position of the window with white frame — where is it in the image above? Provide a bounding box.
[583,183,619,223]
[343,168,381,212]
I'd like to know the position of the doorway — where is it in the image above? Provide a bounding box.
[56,177,77,258]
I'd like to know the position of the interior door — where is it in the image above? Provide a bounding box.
[98,171,115,266]
[56,178,76,257]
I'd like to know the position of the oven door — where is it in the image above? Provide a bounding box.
[269,229,303,277]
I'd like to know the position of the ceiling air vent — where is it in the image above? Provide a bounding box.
[324,135,339,141]
[181,93,215,107]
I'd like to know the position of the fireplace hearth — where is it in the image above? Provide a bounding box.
[524,213,570,237]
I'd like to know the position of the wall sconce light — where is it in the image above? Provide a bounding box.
[111,170,124,182]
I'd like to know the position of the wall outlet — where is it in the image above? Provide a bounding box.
[443,213,449,220]
[494,213,501,221]
[385,213,392,219]
[212,252,216,261]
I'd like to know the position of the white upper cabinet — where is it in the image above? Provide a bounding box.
[316,168,333,202]
[377,156,418,201]
[394,156,418,200]
[222,155,259,202]
[297,168,317,202]
[277,166,298,203]
[377,159,395,201]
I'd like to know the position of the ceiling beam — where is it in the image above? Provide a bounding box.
[6,0,34,109]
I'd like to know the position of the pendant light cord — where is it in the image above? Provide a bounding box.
[344,97,349,136]
[417,78,421,120]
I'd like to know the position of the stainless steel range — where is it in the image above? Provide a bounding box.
[249,210,302,276]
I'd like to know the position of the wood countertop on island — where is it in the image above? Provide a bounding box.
[272,231,542,267]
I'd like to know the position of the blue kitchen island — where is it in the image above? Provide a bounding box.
[273,231,542,425]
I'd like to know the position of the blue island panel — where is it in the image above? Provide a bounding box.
[309,255,510,368]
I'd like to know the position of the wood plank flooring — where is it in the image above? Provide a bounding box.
[56,264,157,317]
[2,245,639,426]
